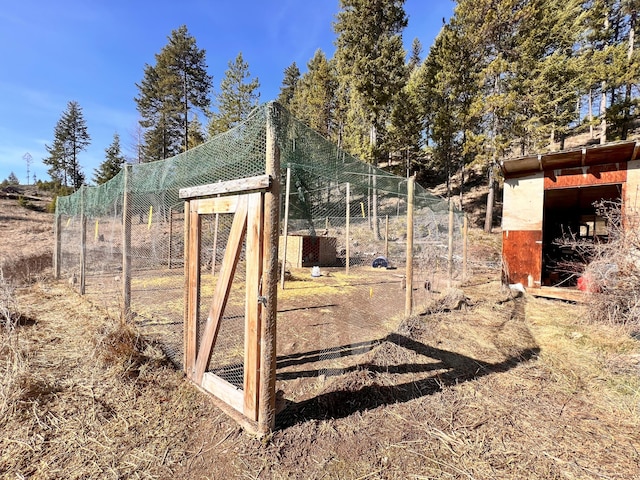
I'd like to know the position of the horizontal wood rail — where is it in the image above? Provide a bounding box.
[179,174,272,199]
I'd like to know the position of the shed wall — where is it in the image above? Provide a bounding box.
[502,173,544,286]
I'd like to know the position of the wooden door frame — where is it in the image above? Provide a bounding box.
[180,174,276,432]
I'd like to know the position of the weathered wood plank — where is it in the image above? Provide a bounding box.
[244,192,263,421]
[193,196,249,384]
[185,202,200,378]
[528,286,585,303]
[179,174,271,200]
[201,372,244,414]
[195,195,239,215]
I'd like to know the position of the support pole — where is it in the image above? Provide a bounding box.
[448,200,454,288]
[168,207,173,269]
[280,167,291,289]
[122,164,132,322]
[80,187,86,295]
[384,214,389,260]
[346,183,351,275]
[53,210,61,279]
[258,103,281,436]
[405,176,415,317]
[462,215,468,281]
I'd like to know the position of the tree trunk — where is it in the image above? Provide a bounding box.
[600,84,607,145]
[588,89,594,139]
[622,10,636,140]
[484,165,495,233]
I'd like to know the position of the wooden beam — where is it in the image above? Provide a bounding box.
[201,372,245,414]
[122,165,132,322]
[244,192,263,421]
[195,195,239,215]
[346,183,351,276]
[53,213,61,279]
[185,201,200,378]
[167,207,173,269]
[179,174,271,200]
[80,186,87,295]
[280,167,291,290]
[257,104,280,436]
[405,176,414,317]
[193,196,249,384]
[194,381,259,435]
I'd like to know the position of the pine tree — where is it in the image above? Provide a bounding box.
[7,172,19,185]
[135,25,212,161]
[408,37,423,71]
[277,62,300,109]
[416,21,480,200]
[187,114,206,149]
[334,0,409,164]
[42,101,90,190]
[290,50,337,137]
[94,133,125,185]
[208,52,260,136]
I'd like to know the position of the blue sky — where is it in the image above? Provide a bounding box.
[0,0,454,185]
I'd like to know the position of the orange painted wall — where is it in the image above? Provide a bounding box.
[502,230,542,287]
[544,163,627,190]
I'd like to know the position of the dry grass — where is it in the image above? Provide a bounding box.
[0,280,235,479]
[1,204,640,478]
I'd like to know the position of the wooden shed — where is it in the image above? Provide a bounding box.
[501,140,640,297]
[279,235,337,268]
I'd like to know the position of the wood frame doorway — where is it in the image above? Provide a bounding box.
[179,172,279,435]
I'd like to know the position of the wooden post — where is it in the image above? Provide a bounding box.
[80,187,86,295]
[211,209,219,275]
[405,176,415,317]
[280,167,291,289]
[346,183,351,275]
[384,214,389,259]
[184,200,200,378]
[258,103,281,436]
[53,211,61,279]
[122,165,132,322]
[462,215,468,281]
[168,207,173,269]
[447,200,454,288]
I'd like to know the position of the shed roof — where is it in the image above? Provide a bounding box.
[500,140,640,179]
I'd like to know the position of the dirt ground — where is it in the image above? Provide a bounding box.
[2,192,640,479]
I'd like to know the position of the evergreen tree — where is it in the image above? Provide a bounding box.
[208,52,260,136]
[94,133,125,185]
[7,172,19,185]
[42,101,90,190]
[290,50,337,137]
[417,21,480,200]
[408,37,423,71]
[187,114,206,149]
[135,25,212,161]
[277,62,301,109]
[334,0,409,164]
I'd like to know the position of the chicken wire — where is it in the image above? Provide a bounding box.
[54,101,463,424]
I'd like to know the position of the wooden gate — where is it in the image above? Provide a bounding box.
[179,173,278,434]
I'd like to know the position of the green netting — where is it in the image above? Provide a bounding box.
[55,102,464,420]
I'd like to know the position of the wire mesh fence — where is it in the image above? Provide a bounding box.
[54,101,465,427]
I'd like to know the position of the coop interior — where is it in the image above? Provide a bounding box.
[541,183,621,287]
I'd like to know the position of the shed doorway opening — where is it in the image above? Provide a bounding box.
[542,183,622,287]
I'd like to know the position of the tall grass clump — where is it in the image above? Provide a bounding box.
[0,269,26,418]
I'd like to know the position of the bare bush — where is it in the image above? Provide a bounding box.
[565,201,640,326]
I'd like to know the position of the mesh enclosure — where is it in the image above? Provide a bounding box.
[55,102,464,424]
